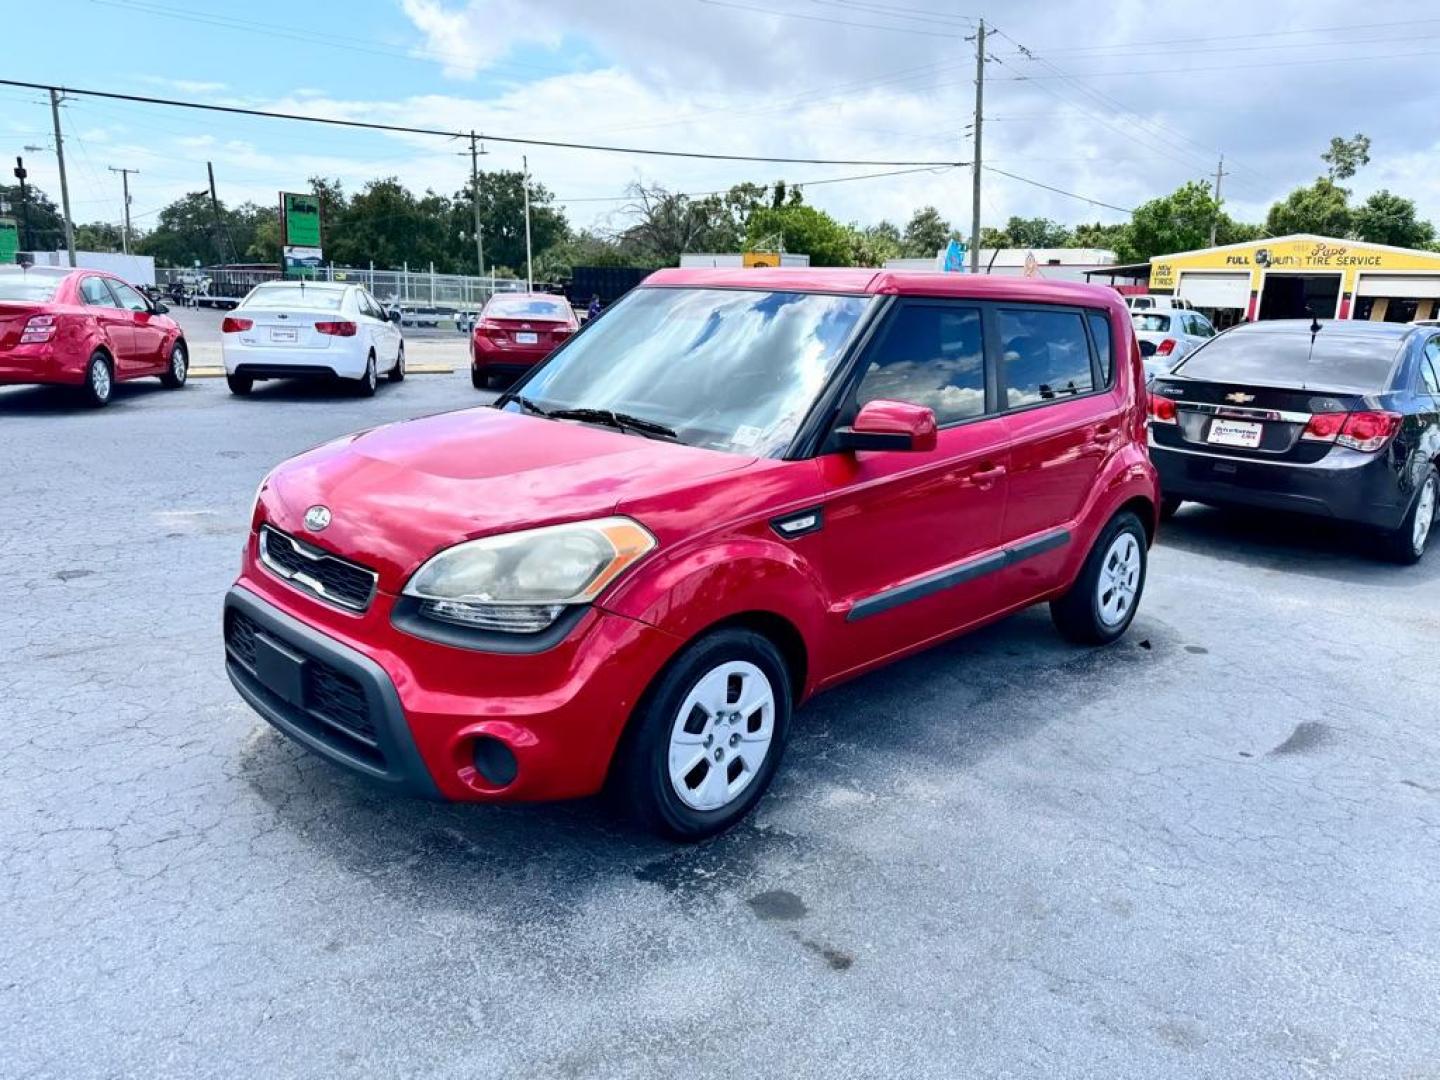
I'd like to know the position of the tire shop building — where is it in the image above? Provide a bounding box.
[1147,233,1440,328]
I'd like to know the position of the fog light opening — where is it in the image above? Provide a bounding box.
[471,736,519,788]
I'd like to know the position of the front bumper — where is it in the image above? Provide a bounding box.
[224,556,682,803]
[1151,440,1408,529]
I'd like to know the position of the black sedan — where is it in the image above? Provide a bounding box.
[1148,319,1440,563]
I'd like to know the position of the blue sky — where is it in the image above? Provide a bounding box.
[7,0,1440,245]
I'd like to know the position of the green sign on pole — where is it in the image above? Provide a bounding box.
[280,191,323,277]
[0,218,18,264]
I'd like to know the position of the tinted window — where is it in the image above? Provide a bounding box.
[1422,340,1440,395]
[1133,313,1171,332]
[80,277,120,307]
[1174,329,1402,392]
[855,304,985,425]
[1087,311,1113,386]
[998,309,1094,407]
[514,287,870,457]
[110,280,148,312]
[487,296,572,321]
[0,271,64,301]
[1194,314,1216,338]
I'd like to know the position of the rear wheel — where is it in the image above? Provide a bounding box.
[1381,467,1437,565]
[388,344,406,382]
[160,340,187,389]
[471,367,490,390]
[356,352,378,397]
[1050,511,1148,645]
[615,628,791,841]
[226,373,253,396]
[80,351,113,408]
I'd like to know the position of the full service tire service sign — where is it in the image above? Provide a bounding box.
[280,191,323,278]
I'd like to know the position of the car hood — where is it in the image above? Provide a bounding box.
[257,406,755,591]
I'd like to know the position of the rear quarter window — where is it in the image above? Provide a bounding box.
[1087,311,1114,386]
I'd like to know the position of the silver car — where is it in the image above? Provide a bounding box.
[1133,309,1217,380]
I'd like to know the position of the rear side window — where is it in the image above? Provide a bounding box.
[998,308,1094,407]
[1087,311,1114,386]
[855,303,986,425]
[80,277,120,307]
[1174,330,1401,392]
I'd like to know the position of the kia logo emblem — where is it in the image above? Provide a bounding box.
[304,505,332,531]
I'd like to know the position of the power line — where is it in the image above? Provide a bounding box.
[989,45,1440,80]
[0,78,963,167]
[1011,17,1440,55]
[983,165,1135,215]
[558,164,956,203]
[695,0,968,37]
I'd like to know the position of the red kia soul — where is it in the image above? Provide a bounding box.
[225,269,1158,839]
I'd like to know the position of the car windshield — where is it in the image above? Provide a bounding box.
[487,296,571,320]
[1133,313,1171,332]
[1174,329,1402,392]
[0,273,63,302]
[504,287,871,456]
[243,286,345,311]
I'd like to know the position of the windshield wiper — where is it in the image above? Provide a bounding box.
[544,407,678,441]
[506,394,553,418]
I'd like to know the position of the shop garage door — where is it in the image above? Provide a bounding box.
[1355,274,1440,299]
[1177,271,1250,309]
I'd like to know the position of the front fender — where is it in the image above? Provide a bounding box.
[599,531,830,696]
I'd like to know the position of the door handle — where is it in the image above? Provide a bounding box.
[1091,424,1119,444]
[968,463,1007,486]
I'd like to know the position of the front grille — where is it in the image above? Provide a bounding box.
[259,525,378,612]
[225,609,384,766]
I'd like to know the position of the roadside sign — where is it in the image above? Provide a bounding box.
[942,238,967,272]
[280,192,322,277]
[743,251,781,268]
[0,217,17,263]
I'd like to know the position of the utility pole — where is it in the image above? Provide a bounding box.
[1208,153,1228,247]
[206,161,233,264]
[13,156,32,252]
[522,154,533,291]
[468,132,487,280]
[108,166,139,254]
[49,89,76,266]
[968,19,985,274]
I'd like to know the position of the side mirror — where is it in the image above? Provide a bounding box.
[834,399,938,453]
[1138,339,1157,357]
[389,310,402,323]
[152,301,170,315]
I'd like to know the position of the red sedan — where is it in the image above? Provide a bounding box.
[0,266,188,406]
[470,292,577,388]
[225,268,1158,839]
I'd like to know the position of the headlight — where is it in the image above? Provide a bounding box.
[403,517,656,634]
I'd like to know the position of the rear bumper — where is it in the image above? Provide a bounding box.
[223,342,365,379]
[1152,440,1408,529]
[471,338,550,373]
[0,345,86,387]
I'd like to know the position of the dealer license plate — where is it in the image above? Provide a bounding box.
[1207,418,1263,448]
[270,327,299,343]
[516,331,539,345]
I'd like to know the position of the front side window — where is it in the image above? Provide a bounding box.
[109,281,149,312]
[854,303,985,425]
[80,277,120,307]
[998,308,1095,407]
[1422,339,1440,395]
[509,287,871,457]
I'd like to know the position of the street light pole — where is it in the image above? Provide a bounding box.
[49,89,76,266]
[108,166,139,255]
[468,132,487,283]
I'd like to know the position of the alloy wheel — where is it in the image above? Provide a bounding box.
[172,346,187,381]
[1414,476,1437,555]
[91,359,111,401]
[667,660,775,812]
[1096,532,1141,628]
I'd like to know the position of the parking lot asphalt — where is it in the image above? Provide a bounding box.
[3,374,1438,1079]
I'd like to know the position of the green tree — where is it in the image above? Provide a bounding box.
[1264,178,1352,238]
[847,220,903,266]
[1322,133,1371,181]
[746,204,853,266]
[74,221,126,252]
[1126,180,1225,261]
[0,182,65,250]
[613,182,741,264]
[1069,221,1132,254]
[454,170,567,275]
[137,191,234,265]
[998,215,1072,248]
[1352,189,1435,248]
[901,206,952,258]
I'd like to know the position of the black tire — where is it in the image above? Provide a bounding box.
[1050,511,1148,645]
[226,373,253,396]
[471,367,489,390]
[1379,466,1437,565]
[614,627,792,841]
[1159,495,1182,521]
[159,340,188,389]
[80,351,113,408]
[388,344,406,382]
[356,353,378,398]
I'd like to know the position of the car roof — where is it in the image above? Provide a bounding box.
[255,280,348,291]
[487,292,568,301]
[0,265,73,278]
[1228,318,1415,339]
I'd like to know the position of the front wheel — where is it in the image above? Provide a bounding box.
[356,353,378,397]
[1050,511,1148,645]
[615,628,792,841]
[160,340,188,389]
[1380,467,1437,565]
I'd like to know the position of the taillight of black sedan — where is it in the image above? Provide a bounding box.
[1148,318,1440,563]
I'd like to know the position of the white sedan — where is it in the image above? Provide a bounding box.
[221,282,404,397]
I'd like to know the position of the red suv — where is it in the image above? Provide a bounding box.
[225,269,1158,839]
[470,292,578,388]
[0,266,188,406]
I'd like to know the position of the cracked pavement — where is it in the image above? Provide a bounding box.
[2,374,1438,1078]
